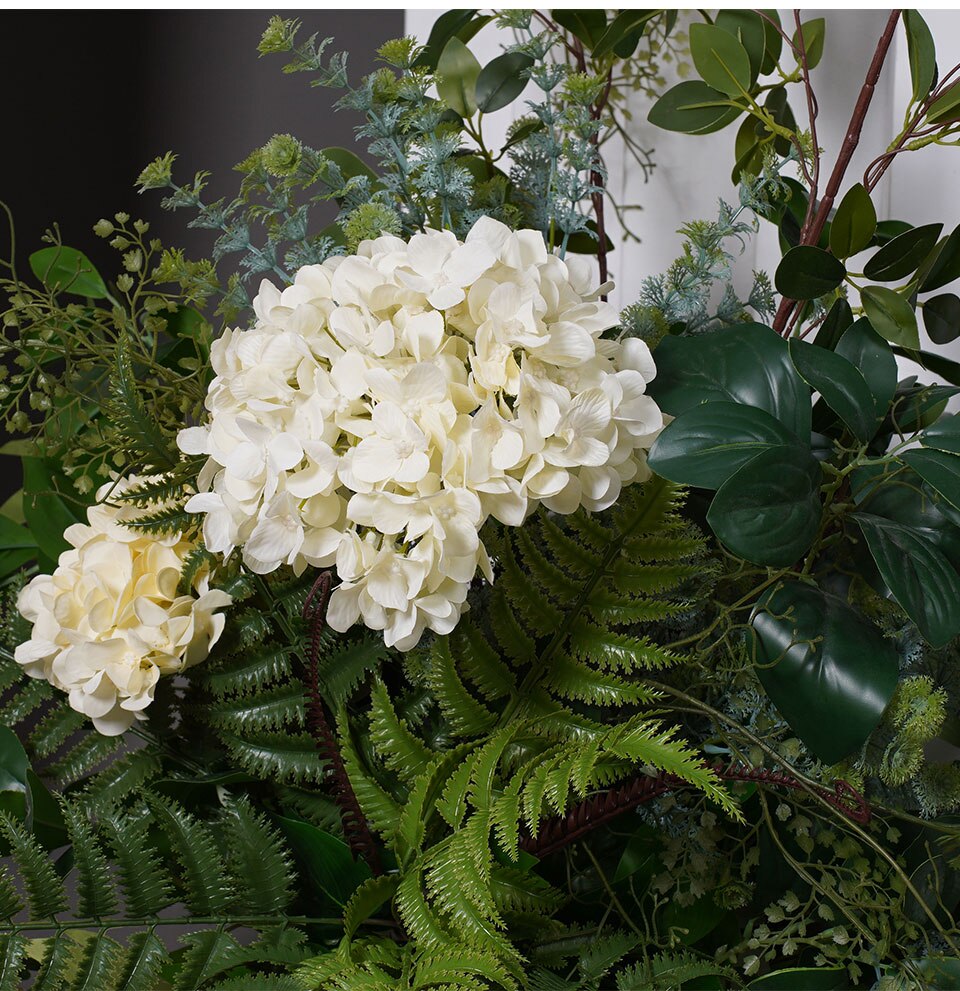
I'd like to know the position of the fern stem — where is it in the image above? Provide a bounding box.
[0,913,381,934]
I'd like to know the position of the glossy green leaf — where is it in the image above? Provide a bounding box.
[761,86,798,157]
[775,245,845,300]
[861,285,920,348]
[323,147,377,184]
[274,815,370,907]
[893,347,960,386]
[926,80,960,126]
[792,17,826,69]
[551,9,607,50]
[436,37,481,118]
[414,9,478,69]
[904,10,937,103]
[21,457,86,565]
[0,727,28,824]
[747,966,848,990]
[707,446,821,567]
[650,324,811,440]
[835,318,897,420]
[648,402,801,490]
[901,448,960,513]
[864,222,942,281]
[476,52,534,114]
[920,224,960,293]
[716,10,766,83]
[814,298,853,351]
[758,9,782,75]
[789,338,875,441]
[690,22,752,97]
[647,81,741,135]
[874,219,914,245]
[923,293,960,344]
[891,383,960,433]
[0,515,38,580]
[29,246,108,299]
[751,583,898,763]
[854,513,960,646]
[829,183,876,259]
[592,10,659,59]
[921,414,960,454]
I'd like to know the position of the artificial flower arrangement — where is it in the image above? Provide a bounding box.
[1,9,960,990]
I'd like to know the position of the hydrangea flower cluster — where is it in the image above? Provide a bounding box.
[15,480,232,735]
[179,218,663,649]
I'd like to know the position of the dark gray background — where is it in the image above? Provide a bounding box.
[1,10,405,273]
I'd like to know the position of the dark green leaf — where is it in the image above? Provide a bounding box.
[789,338,875,441]
[920,224,960,293]
[716,10,766,83]
[650,323,811,440]
[648,401,801,490]
[592,10,660,59]
[813,298,853,350]
[864,222,942,281]
[904,10,937,103]
[874,219,914,245]
[21,457,86,564]
[273,815,370,907]
[775,245,845,299]
[926,80,960,125]
[751,582,898,763]
[690,22,752,96]
[503,118,542,151]
[792,17,826,69]
[747,966,848,990]
[901,448,960,513]
[922,414,960,454]
[476,52,534,114]
[551,10,607,51]
[761,86,798,157]
[829,183,876,259]
[893,347,960,385]
[323,147,378,184]
[861,286,920,348]
[436,37,481,118]
[29,247,108,299]
[707,446,821,567]
[414,9,478,70]
[924,293,960,344]
[835,318,897,420]
[854,513,960,646]
[759,9,782,76]
[890,383,960,433]
[647,81,741,135]
[0,728,28,814]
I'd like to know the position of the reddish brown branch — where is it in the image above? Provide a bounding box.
[302,571,382,875]
[520,763,871,859]
[773,10,901,336]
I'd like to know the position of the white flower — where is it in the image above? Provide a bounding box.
[15,480,231,735]
[180,218,664,649]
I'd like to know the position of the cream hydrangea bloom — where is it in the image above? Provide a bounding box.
[180,218,663,650]
[15,481,232,735]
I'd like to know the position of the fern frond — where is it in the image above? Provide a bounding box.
[173,929,242,991]
[222,797,295,914]
[0,933,26,991]
[0,813,67,917]
[206,682,306,733]
[116,931,170,991]
[100,806,174,917]
[64,803,119,918]
[369,678,435,782]
[318,633,387,708]
[201,644,295,697]
[0,866,21,922]
[220,729,323,783]
[73,933,125,991]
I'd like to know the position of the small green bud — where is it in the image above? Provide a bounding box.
[261,133,302,176]
[122,249,143,273]
[133,219,149,234]
[93,219,114,237]
[343,202,402,251]
[116,274,135,293]
[114,211,130,224]
[110,236,131,250]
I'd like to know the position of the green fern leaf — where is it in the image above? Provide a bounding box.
[396,864,450,949]
[220,729,323,783]
[318,634,387,708]
[369,678,435,781]
[339,715,403,838]
[0,813,67,917]
[116,931,170,991]
[207,683,306,733]
[453,624,514,702]
[436,752,476,830]
[578,930,637,985]
[541,652,651,706]
[489,866,563,917]
[343,874,400,940]
[208,976,302,991]
[0,864,23,921]
[222,796,295,914]
[29,705,86,760]
[100,807,173,917]
[0,934,26,991]
[48,731,122,788]
[174,930,241,991]
[73,933,124,991]
[201,645,295,698]
[82,749,162,807]
[33,932,82,991]
[411,947,521,991]
[64,804,119,918]
[429,638,496,738]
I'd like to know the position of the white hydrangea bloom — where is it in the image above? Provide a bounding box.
[181,218,663,650]
[15,481,232,735]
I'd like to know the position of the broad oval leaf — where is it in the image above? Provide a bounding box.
[829,183,876,259]
[751,582,898,763]
[551,9,607,51]
[813,298,853,351]
[436,37,481,118]
[792,18,826,69]
[414,9,479,70]
[716,10,766,83]
[920,224,960,293]
[775,245,845,300]
[854,513,960,647]
[707,445,822,568]
[650,323,811,441]
[924,293,960,345]
[835,318,897,420]
[890,383,960,433]
[904,10,937,103]
[29,246,109,299]
[860,285,920,349]
[922,414,960,454]
[863,222,942,282]
[648,402,800,490]
[926,80,960,126]
[759,9,783,76]
[476,52,534,113]
[274,815,371,907]
[901,448,960,513]
[592,10,659,59]
[690,22,752,97]
[789,338,876,442]
[647,80,741,135]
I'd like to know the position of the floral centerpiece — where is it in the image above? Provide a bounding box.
[1,10,960,990]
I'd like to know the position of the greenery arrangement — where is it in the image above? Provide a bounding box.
[1,9,960,990]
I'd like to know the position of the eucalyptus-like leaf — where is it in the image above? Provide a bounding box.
[863,222,942,282]
[814,298,853,351]
[647,401,801,490]
[751,582,898,763]
[854,513,960,647]
[921,413,960,454]
[707,446,821,568]
[476,52,534,113]
[649,323,811,441]
[436,37,481,118]
[792,17,826,69]
[789,338,875,441]
[904,10,937,103]
[690,22,752,96]
[716,10,766,82]
[835,318,897,420]
[901,448,960,513]
[647,81,741,135]
[775,245,845,300]
[926,80,960,126]
[861,286,920,348]
[829,183,876,259]
[923,293,960,345]
[920,224,960,293]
